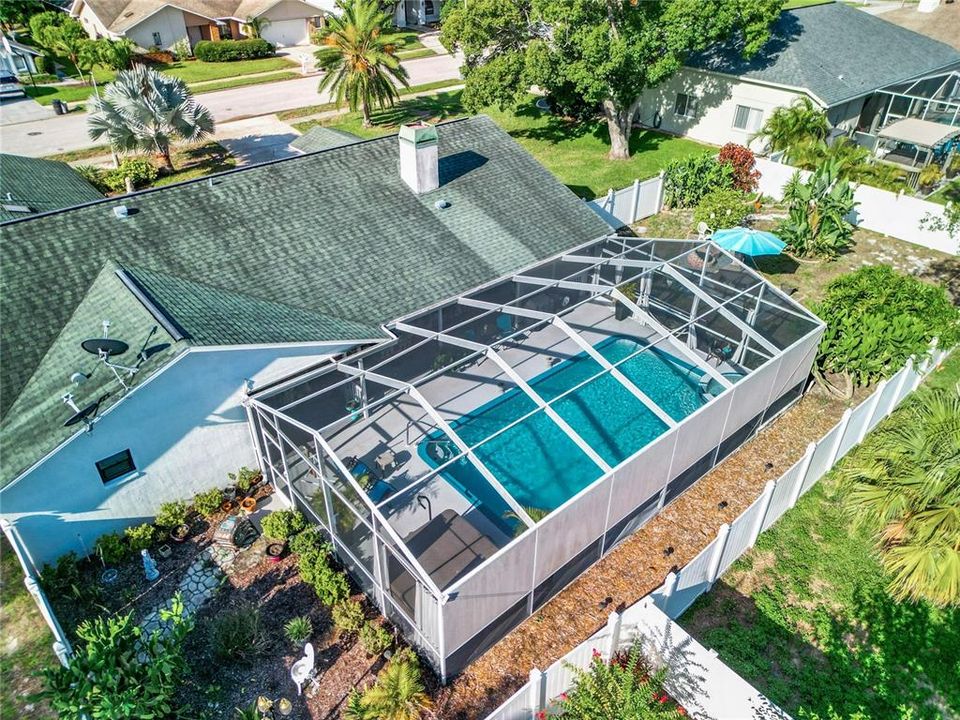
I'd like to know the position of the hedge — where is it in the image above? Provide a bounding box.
[194,39,274,62]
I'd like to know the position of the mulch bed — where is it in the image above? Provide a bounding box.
[430,383,865,719]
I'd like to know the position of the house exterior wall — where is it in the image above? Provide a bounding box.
[125,6,188,50]
[262,0,324,21]
[826,97,867,131]
[0,343,355,568]
[636,67,818,150]
[75,2,111,39]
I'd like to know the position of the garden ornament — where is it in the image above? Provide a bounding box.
[291,642,315,695]
[141,548,159,581]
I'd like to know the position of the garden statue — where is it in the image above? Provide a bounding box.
[291,642,315,695]
[141,548,159,581]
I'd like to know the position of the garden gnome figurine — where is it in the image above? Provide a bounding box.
[141,548,159,581]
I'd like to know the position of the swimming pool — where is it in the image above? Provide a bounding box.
[418,336,708,521]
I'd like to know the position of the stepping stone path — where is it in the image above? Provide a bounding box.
[140,543,243,636]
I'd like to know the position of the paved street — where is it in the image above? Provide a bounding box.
[0,53,461,158]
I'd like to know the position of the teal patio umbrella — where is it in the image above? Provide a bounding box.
[712,227,785,257]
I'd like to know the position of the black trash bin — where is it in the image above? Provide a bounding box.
[52,99,65,115]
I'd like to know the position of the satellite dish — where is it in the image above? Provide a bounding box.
[81,337,129,357]
[61,393,108,431]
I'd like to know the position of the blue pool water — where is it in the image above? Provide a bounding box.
[418,336,707,521]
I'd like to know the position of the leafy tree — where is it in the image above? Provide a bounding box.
[361,657,432,720]
[813,265,960,396]
[32,13,90,82]
[841,388,960,607]
[42,593,194,719]
[315,0,410,127]
[753,95,828,159]
[440,0,781,159]
[97,37,137,70]
[777,160,857,260]
[0,0,42,30]
[88,65,214,172]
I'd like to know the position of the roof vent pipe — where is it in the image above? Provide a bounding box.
[398,122,439,195]
[113,205,129,219]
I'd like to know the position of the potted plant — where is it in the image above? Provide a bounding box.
[265,541,286,562]
[240,496,257,514]
[918,164,942,194]
[228,466,262,498]
[156,500,190,543]
[170,523,190,543]
[220,499,236,514]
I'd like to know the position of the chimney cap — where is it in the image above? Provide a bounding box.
[399,122,438,145]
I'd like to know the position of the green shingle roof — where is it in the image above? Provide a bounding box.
[290,127,361,154]
[0,154,103,222]
[0,115,610,486]
[688,3,960,107]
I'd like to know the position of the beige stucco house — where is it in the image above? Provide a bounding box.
[637,3,960,151]
[70,0,335,50]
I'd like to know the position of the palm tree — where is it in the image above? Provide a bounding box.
[753,96,829,160]
[315,0,409,127]
[841,388,960,607]
[242,15,271,38]
[361,658,432,720]
[87,65,214,173]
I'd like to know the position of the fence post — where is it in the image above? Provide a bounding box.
[605,611,623,660]
[24,577,72,664]
[859,379,887,442]
[749,480,776,547]
[827,408,852,467]
[706,523,730,589]
[789,442,816,509]
[655,170,666,213]
[605,188,614,213]
[630,178,641,223]
[528,668,544,716]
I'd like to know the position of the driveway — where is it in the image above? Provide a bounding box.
[215,116,300,165]
[0,96,54,126]
[0,53,462,158]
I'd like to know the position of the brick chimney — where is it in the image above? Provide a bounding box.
[398,122,439,194]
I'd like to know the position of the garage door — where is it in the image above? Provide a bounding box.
[262,19,309,47]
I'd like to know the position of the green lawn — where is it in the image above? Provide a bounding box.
[396,48,437,60]
[382,27,425,51]
[277,78,463,121]
[150,142,237,187]
[1,539,53,719]
[681,352,960,720]
[161,56,297,83]
[191,70,300,94]
[297,92,712,199]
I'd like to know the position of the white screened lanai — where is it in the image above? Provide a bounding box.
[247,235,824,681]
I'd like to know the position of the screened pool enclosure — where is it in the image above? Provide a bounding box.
[247,236,824,681]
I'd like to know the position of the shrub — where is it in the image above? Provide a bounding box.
[103,157,158,192]
[814,265,960,393]
[289,527,330,556]
[283,615,313,646]
[193,487,224,518]
[124,523,156,552]
[332,599,365,635]
[194,38,274,62]
[43,594,193,719]
[39,552,81,596]
[155,500,188,530]
[777,161,857,259]
[361,657,432,718]
[34,54,49,75]
[210,604,269,664]
[171,37,191,61]
[299,548,349,605]
[358,621,392,656]
[74,164,109,193]
[260,509,306,540]
[95,532,129,565]
[918,164,943,190]
[663,153,733,208]
[717,143,759,193]
[555,642,684,718]
[693,188,750,229]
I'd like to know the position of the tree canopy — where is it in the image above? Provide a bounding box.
[440,0,782,158]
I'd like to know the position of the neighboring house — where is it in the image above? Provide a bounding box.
[394,0,442,29]
[0,115,610,566]
[70,0,334,50]
[0,34,43,75]
[289,126,360,153]
[638,2,960,150]
[0,154,103,222]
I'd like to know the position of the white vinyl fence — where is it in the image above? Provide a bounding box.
[588,173,665,227]
[0,518,72,667]
[754,157,957,255]
[485,343,948,720]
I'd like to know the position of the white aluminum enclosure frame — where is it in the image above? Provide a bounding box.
[248,235,824,682]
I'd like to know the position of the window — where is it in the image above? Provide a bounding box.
[425,0,435,14]
[96,450,135,483]
[152,32,162,47]
[674,93,696,118]
[733,104,763,132]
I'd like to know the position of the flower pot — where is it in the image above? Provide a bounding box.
[240,497,257,514]
[156,543,172,559]
[266,542,285,562]
[170,524,190,543]
[220,499,236,514]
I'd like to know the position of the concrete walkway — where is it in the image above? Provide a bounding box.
[215,115,301,165]
[418,31,450,55]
